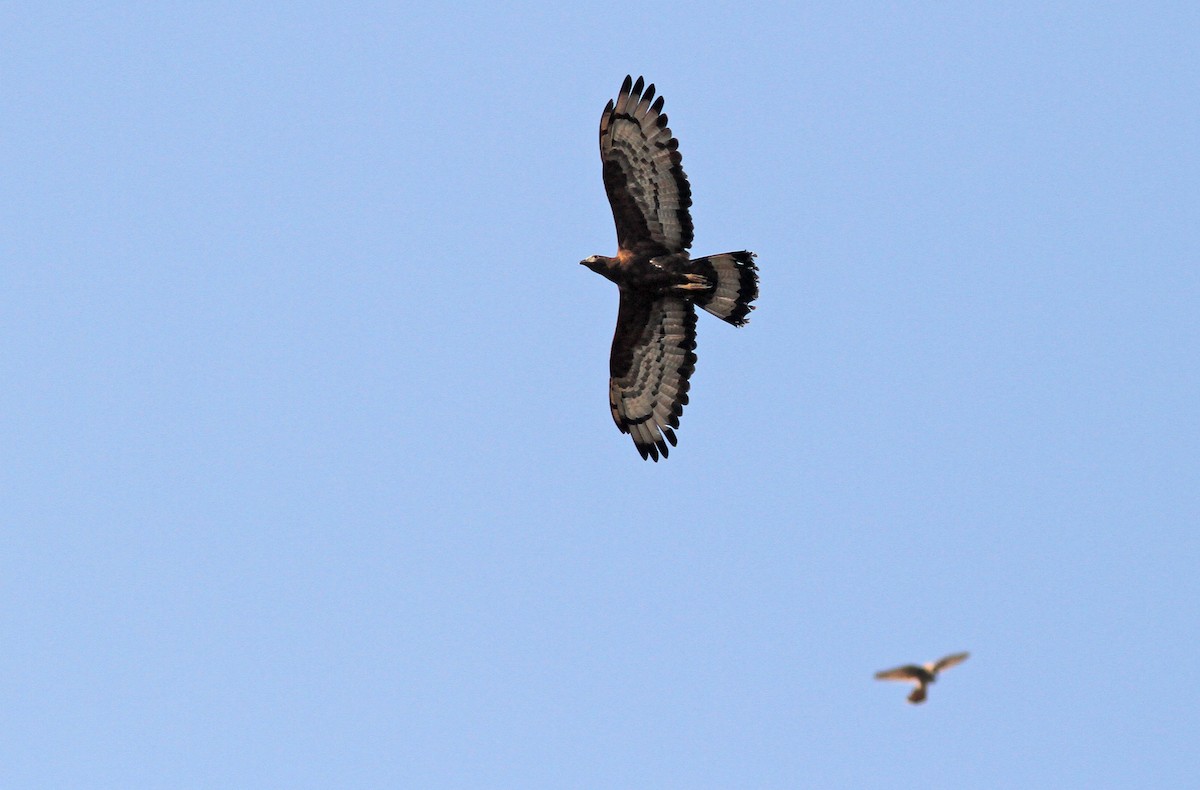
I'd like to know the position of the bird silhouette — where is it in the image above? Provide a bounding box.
[875,652,970,704]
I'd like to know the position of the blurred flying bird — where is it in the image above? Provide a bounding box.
[875,652,970,704]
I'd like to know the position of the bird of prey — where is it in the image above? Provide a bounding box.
[875,652,970,704]
[581,75,759,461]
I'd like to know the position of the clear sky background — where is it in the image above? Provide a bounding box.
[3,2,1198,787]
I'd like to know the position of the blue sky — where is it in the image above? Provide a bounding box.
[3,2,1198,787]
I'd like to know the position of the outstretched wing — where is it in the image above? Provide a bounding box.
[599,76,694,257]
[875,665,923,682]
[932,652,970,673]
[608,293,697,461]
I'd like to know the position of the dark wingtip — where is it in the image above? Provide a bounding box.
[631,76,645,96]
[634,434,672,461]
[620,75,633,94]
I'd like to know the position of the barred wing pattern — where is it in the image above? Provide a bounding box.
[600,76,694,256]
[608,294,698,461]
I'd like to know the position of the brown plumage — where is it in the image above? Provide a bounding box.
[581,76,759,461]
[875,652,970,704]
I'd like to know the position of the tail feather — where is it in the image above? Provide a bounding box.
[690,251,759,326]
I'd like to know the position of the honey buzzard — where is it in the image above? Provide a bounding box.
[875,652,970,704]
[581,76,759,461]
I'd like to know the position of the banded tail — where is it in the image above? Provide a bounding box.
[690,251,759,326]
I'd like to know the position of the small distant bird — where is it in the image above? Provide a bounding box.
[875,652,970,704]
[581,76,759,461]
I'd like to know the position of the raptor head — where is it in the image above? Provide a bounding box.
[580,254,613,275]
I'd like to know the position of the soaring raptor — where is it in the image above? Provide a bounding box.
[875,652,970,704]
[582,76,759,461]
